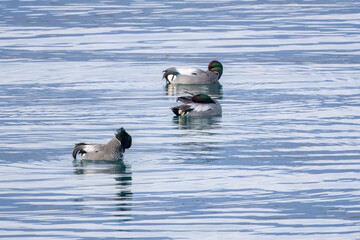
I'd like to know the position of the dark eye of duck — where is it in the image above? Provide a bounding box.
[192,73,197,75]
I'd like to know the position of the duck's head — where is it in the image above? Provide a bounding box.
[115,128,132,151]
[208,60,223,79]
[191,93,215,104]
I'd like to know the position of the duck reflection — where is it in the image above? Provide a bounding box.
[172,116,224,163]
[165,82,223,99]
[73,159,129,174]
[172,115,222,130]
[73,159,132,221]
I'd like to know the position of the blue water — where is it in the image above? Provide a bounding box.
[1,0,360,239]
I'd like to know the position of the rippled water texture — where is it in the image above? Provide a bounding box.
[1,0,360,239]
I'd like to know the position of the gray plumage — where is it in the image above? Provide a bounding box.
[72,128,132,161]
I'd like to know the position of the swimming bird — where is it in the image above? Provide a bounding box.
[72,128,132,161]
[171,92,222,117]
[163,60,223,84]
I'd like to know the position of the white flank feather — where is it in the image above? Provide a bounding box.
[176,67,203,76]
[83,144,102,153]
[191,103,213,112]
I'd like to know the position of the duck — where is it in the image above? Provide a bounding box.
[72,128,132,161]
[163,60,223,84]
[171,92,222,117]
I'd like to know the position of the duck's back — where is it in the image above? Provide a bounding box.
[188,99,222,116]
[176,70,218,84]
[164,67,219,84]
[75,138,124,161]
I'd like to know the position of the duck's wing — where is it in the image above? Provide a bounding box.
[163,67,204,83]
[72,143,105,159]
[163,67,203,76]
[175,67,204,76]
[190,102,214,112]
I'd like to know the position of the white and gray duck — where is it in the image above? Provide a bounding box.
[163,60,223,84]
[72,128,132,161]
[171,92,222,117]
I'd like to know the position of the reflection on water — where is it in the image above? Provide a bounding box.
[73,159,129,175]
[73,160,133,222]
[165,82,223,98]
[172,115,222,130]
[171,115,224,164]
[1,0,360,239]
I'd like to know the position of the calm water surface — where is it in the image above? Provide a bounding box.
[1,0,360,239]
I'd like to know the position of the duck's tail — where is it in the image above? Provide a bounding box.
[72,143,87,159]
[171,105,194,116]
[163,67,179,83]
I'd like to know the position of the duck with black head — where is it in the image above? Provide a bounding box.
[72,128,132,161]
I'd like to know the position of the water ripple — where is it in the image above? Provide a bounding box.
[1,0,360,239]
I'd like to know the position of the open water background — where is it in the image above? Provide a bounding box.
[1,0,360,239]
